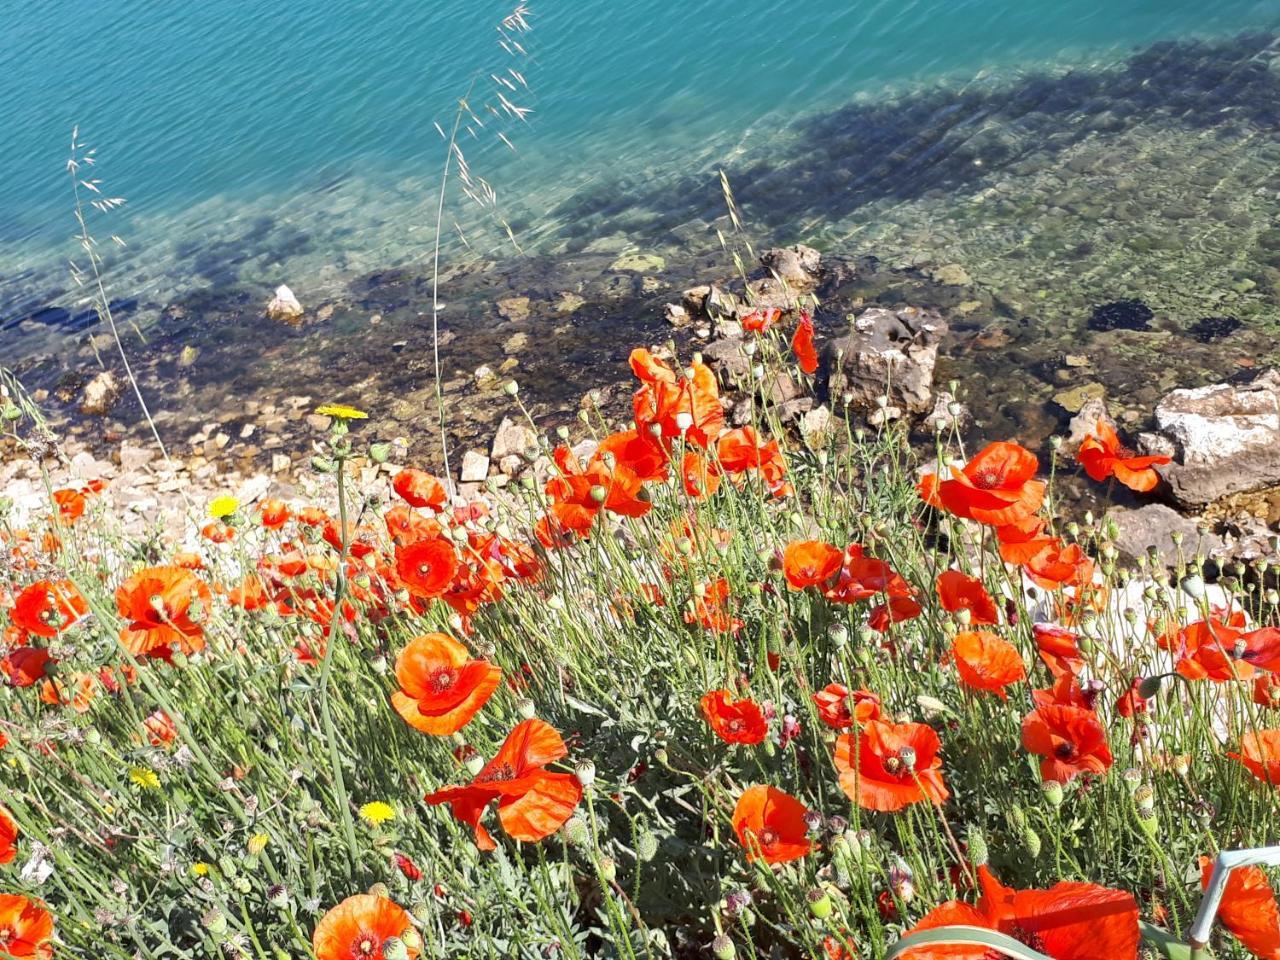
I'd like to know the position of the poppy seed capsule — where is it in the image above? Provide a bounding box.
[516,697,536,719]
[503,380,519,396]
[806,888,833,920]
[711,935,736,960]
[1041,780,1064,806]
[1134,785,1155,815]
[381,938,408,960]
[574,759,596,787]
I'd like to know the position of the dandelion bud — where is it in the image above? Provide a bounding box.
[1134,784,1155,816]
[807,888,833,920]
[574,759,596,788]
[711,934,737,960]
[636,831,659,862]
[381,938,408,960]
[965,826,989,866]
[246,833,269,856]
[1041,780,1064,807]
[464,752,485,776]
[1137,675,1162,700]
[1022,827,1041,858]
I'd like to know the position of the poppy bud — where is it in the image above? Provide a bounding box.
[807,888,833,920]
[711,935,736,960]
[598,855,617,882]
[1041,780,1063,807]
[965,826,988,866]
[1180,575,1206,600]
[516,697,536,719]
[636,831,659,862]
[547,595,565,611]
[562,816,590,847]
[1022,827,1041,858]
[575,759,596,788]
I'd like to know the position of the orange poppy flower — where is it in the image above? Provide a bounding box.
[899,865,1138,960]
[951,630,1025,699]
[783,539,844,590]
[1077,420,1170,493]
[424,719,583,850]
[1024,540,1095,592]
[630,348,725,448]
[1200,854,1280,959]
[936,570,1000,625]
[1255,673,1280,709]
[312,894,420,960]
[395,539,459,599]
[684,579,743,635]
[393,468,449,511]
[812,683,881,730]
[598,428,670,484]
[824,545,913,604]
[115,566,213,659]
[1033,623,1085,678]
[791,311,819,375]
[52,485,96,523]
[0,894,54,959]
[680,451,721,498]
[835,719,948,812]
[172,551,206,570]
[921,442,1045,526]
[1172,617,1266,682]
[0,807,17,864]
[995,516,1057,565]
[1229,730,1280,787]
[715,427,791,497]
[258,499,291,529]
[731,784,812,865]
[41,672,96,712]
[1021,704,1113,783]
[201,520,234,544]
[700,690,768,744]
[390,633,500,736]
[868,595,922,632]
[12,580,87,638]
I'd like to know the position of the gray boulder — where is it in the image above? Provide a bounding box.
[1106,503,1223,561]
[821,306,948,415]
[760,245,821,286]
[1153,369,1280,507]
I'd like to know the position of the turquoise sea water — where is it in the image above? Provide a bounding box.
[2,0,1280,456]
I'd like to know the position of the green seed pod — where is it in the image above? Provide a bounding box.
[1022,827,1041,858]
[1008,805,1027,831]
[1137,810,1158,839]
[1134,785,1155,816]
[382,938,408,960]
[807,888,833,920]
[598,856,617,883]
[965,826,989,867]
[711,934,737,960]
[636,831,659,862]
[202,909,228,938]
[1041,781,1064,807]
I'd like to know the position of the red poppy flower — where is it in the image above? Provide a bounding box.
[394,852,423,882]
[791,311,819,374]
[115,566,213,659]
[951,630,1025,699]
[900,865,1139,960]
[391,633,500,736]
[1034,623,1085,678]
[143,709,177,746]
[258,499,291,529]
[742,308,782,334]
[700,689,767,744]
[1032,674,1094,711]
[684,579,743,635]
[312,894,420,960]
[812,683,881,730]
[201,521,234,544]
[1200,854,1280,959]
[680,451,721,498]
[1173,617,1265,682]
[936,570,1000,625]
[3,648,53,688]
[630,348,725,448]
[0,894,54,959]
[1255,673,1280,709]
[393,468,449,511]
[597,428,670,484]
[1024,540,1095,592]
[731,784,812,865]
[868,595,922,632]
[424,719,583,850]
[921,442,1045,526]
[1229,729,1280,787]
[783,539,844,590]
[835,719,948,812]
[395,539,459,599]
[824,545,913,604]
[1021,704,1113,783]
[1077,420,1170,493]
[0,808,17,864]
[715,428,791,497]
[996,516,1057,565]
[1115,678,1150,718]
[11,580,87,638]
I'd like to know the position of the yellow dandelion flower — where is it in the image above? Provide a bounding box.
[191,862,211,876]
[128,767,161,790]
[359,801,395,826]
[246,833,270,855]
[315,403,368,421]
[208,495,240,519]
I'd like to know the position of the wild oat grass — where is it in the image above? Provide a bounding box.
[1,313,1278,959]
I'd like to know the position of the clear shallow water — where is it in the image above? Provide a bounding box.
[2,0,1279,462]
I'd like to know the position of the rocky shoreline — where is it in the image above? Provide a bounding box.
[5,241,1279,570]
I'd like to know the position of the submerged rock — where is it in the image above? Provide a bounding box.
[821,305,947,416]
[80,370,121,416]
[266,285,304,324]
[1087,299,1153,332]
[1153,369,1280,508]
[496,296,531,322]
